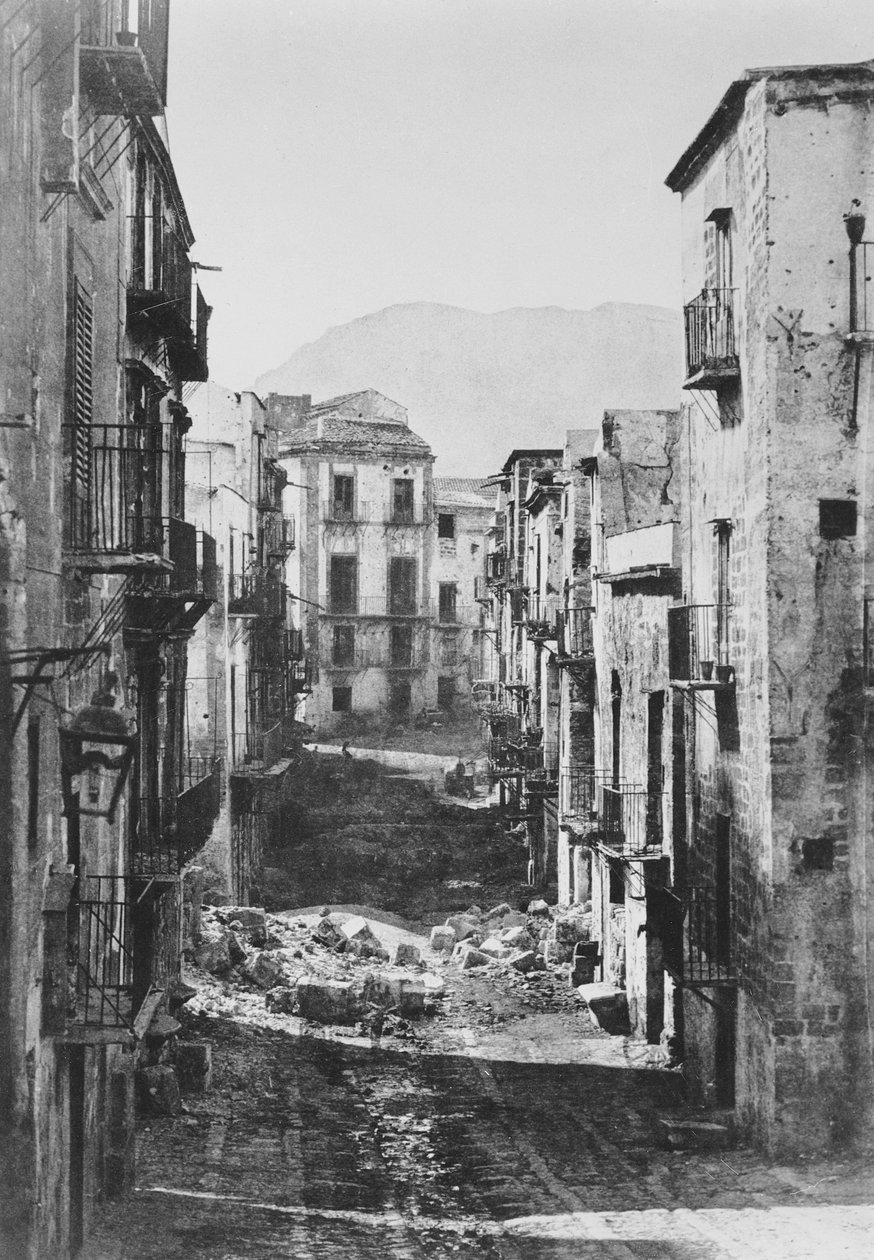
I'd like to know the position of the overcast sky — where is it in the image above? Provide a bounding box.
[165,0,874,390]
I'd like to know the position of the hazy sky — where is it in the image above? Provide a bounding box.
[166,0,874,389]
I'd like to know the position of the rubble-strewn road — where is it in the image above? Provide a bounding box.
[89,965,874,1259]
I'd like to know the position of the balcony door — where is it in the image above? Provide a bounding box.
[389,557,417,616]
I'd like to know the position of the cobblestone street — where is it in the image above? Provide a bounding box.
[89,981,874,1260]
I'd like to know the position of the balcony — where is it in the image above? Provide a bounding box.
[176,759,222,865]
[228,573,286,619]
[559,765,604,827]
[668,604,734,690]
[486,551,506,583]
[270,514,296,556]
[357,596,431,619]
[683,288,739,389]
[128,228,209,382]
[171,285,210,383]
[322,500,371,525]
[66,877,139,1040]
[231,721,284,776]
[473,575,490,603]
[288,658,313,694]
[596,781,665,858]
[523,742,559,794]
[79,39,163,118]
[663,887,736,986]
[556,607,594,662]
[526,596,559,640]
[64,423,165,567]
[285,627,305,660]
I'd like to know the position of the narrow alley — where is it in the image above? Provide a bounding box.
[88,755,874,1260]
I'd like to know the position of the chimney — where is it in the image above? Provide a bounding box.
[266,393,312,433]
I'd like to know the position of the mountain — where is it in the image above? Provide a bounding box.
[254,301,683,474]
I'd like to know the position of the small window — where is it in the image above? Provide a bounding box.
[819,499,857,539]
[390,625,412,667]
[389,556,417,615]
[437,676,455,711]
[392,479,415,523]
[389,680,411,715]
[440,633,458,666]
[330,555,358,613]
[438,582,457,623]
[438,513,455,539]
[332,625,355,667]
[332,475,354,520]
[332,686,352,712]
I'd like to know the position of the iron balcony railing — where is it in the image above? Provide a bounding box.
[358,596,431,618]
[525,742,559,789]
[557,606,594,660]
[559,765,609,824]
[228,573,287,619]
[664,887,737,985]
[286,627,305,660]
[70,876,137,1032]
[683,287,739,385]
[486,551,506,582]
[231,720,284,775]
[288,659,312,693]
[322,500,372,525]
[668,604,733,684]
[596,781,665,857]
[65,423,164,555]
[176,759,222,866]
[268,514,296,555]
[526,595,559,638]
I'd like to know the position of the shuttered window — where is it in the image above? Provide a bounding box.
[70,278,94,547]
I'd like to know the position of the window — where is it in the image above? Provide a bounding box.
[332,625,355,667]
[438,582,457,624]
[389,680,411,715]
[438,513,455,539]
[388,557,417,615]
[819,499,857,540]
[390,625,412,667]
[332,474,354,520]
[332,686,352,712]
[706,208,733,289]
[329,555,357,613]
[392,478,415,523]
[437,676,455,711]
[440,633,458,666]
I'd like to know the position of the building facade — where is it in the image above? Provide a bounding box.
[664,59,874,1152]
[0,3,218,1255]
[272,390,440,735]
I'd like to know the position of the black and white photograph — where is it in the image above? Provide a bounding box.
[2,1,874,1256]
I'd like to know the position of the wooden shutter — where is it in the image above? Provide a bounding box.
[70,279,94,547]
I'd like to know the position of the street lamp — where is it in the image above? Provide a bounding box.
[59,692,137,824]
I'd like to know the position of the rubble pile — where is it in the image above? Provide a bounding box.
[187,904,446,1038]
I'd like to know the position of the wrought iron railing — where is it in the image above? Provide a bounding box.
[526,595,559,637]
[231,720,284,774]
[70,877,136,1031]
[664,887,736,985]
[65,423,165,554]
[559,765,606,823]
[176,760,222,866]
[358,596,431,618]
[668,604,732,682]
[557,606,594,659]
[486,551,506,582]
[322,500,371,524]
[597,782,665,856]
[683,287,738,381]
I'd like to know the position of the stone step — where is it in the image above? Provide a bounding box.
[656,1112,734,1151]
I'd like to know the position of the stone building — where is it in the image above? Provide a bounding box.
[430,477,492,720]
[185,385,307,905]
[587,410,681,1046]
[662,57,874,1153]
[271,390,438,736]
[0,3,217,1255]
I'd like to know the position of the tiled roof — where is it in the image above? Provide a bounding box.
[433,477,494,508]
[279,414,432,454]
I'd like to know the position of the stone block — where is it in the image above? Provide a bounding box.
[193,930,232,975]
[202,889,230,907]
[245,951,288,990]
[480,936,512,960]
[136,1066,182,1116]
[657,1117,731,1152]
[391,941,421,967]
[340,914,376,943]
[221,906,267,931]
[509,949,537,973]
[144,1012,181,1051]
[527,898,551,915]
[577,982,630,1035]
[545,938,574,965]
[458,947,490,970]
[502,925,534,951]
[265,986,298,1015]
[398,979,426,1017]
[227,930,247,966]
[297,976,360,1025]
[553,906,592,945]
[501,911,529,930]
[175,1042,212,1093]
[430,925,456,952]
[446,914,479,941]
[421,973,445,997]
[312,917,345,949]
[484,902,512,922]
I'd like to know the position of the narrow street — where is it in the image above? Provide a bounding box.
[88,757,874,1260]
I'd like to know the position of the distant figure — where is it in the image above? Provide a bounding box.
[341,740,353,760]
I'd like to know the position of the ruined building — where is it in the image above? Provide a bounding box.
[0,2,220,1254]
[185,384,308,906]
[269,390,485,738]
